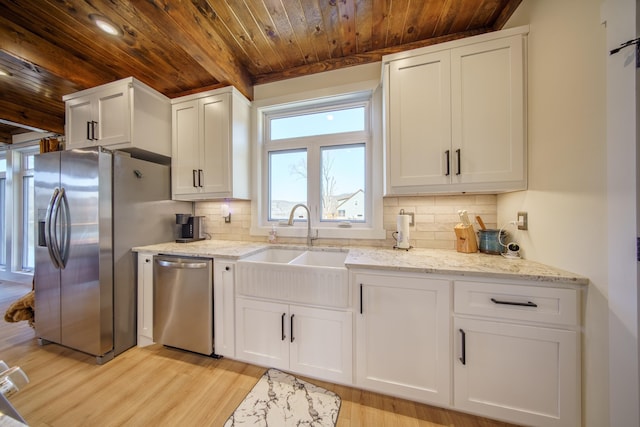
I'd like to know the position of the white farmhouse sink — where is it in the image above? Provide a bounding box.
[236,248,349,308]
[289,250,347,267]
[241,248,306,263]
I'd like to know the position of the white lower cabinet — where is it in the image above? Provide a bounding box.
[213,260,236,358]
[235,297,353,384]
[453,281,581,427]
[136,252,155,347]
[354,272,451,406]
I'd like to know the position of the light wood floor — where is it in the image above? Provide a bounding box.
[0,276,518,427]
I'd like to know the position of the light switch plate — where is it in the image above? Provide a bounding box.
[517,211,528,230]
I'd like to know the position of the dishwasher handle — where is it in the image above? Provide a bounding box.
[155,259,209,269]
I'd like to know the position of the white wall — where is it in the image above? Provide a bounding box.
[501,1,609,426]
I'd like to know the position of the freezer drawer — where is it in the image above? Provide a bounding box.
[153,255,214,355]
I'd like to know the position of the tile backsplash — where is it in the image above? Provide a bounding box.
[195,194,497,250]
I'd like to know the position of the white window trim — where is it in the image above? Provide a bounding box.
[251,88,385,240]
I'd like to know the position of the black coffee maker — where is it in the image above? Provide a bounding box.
[175,214,205,243]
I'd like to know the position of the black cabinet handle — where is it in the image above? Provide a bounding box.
[290,314,295,343]
[491,297,538,308]
[86,121,91,140]
[281,313,286,341]
[459,328,466,365]
[198,169,204,187]
[455,149,461,175]
[192,170,197,188]
[225,266,230,271]
[93,121,98,140]
[359,284,363,314]
[445,150,450,176]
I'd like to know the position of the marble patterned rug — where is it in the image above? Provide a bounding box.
[224,368,341,426]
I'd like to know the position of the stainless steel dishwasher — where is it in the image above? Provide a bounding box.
[153,255,215,356]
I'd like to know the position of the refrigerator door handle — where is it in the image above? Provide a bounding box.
[49,188,66,269]
[58,188,71,268]
[44,188,62,269]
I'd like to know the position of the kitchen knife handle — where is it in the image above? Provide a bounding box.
[445,150,450,176]
[456,149,461,175]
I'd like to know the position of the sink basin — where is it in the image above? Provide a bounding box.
[241,248,305,263]
[236,248,349,308]
[289,250,347,268]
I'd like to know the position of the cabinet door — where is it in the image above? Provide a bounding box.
[213,260,235,358]
[172,100,201,198]
[95,84,131,146]
[355,273,451,405]
[201,94,231,195]
[235,298,289,370]
[454,318,579,427]
[65,96,94,148]
[451,35,525,185]
[136,253,155,347]
[289,305,352,384]
[387,51,452,188]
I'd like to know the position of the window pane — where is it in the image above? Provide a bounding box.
[269,150,307,221]
[23,175,34,271]
[321,144,365,222]
[25,154,35,170]
[271,106,365,140]
[0,158,6,173]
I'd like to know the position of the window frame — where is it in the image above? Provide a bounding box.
[253,90,385,241]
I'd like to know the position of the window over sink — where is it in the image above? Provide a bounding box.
[254,91,385,240]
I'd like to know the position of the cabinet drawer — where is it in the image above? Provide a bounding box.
[454,281,578,326]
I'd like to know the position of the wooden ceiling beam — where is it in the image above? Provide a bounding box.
[253,29,488,85]
[0,99,64,134]
[0,15,118,90]
[133,1,254,100]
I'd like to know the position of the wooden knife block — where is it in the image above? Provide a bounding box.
[454,224,478,253]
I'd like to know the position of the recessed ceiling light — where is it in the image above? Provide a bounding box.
[89,14,122,37]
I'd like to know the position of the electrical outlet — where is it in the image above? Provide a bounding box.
[517,211,528,230]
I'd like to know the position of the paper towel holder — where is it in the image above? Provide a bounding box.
[393,209,413,251]
[398,209,415,226]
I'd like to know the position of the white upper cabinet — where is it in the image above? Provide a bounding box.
[383,26,528,195]
[171,87,251,201]
[387,50,452,187]
[64,77,171,160]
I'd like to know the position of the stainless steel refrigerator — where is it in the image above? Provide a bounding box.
[34,147,189,363]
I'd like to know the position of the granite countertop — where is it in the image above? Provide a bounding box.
[344,247,588,285]
[134,240,588,285]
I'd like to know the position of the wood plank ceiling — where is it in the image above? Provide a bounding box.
[0,0,522,144]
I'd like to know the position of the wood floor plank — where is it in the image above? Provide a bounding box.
[0,277,519,427]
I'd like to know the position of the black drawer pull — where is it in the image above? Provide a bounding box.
[281,313,286,341]
[445,150,450,176]
[359,284,363,314]
[491,297,538,308]
[290,314,295,343]
[459,328,466,365]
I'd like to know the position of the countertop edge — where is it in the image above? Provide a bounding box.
[133,240,588,286]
